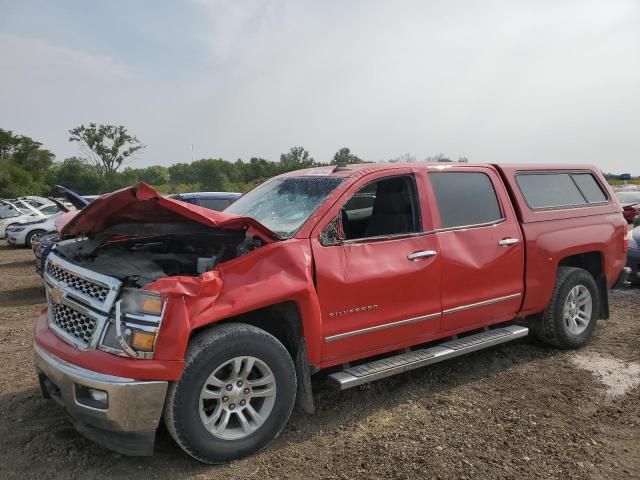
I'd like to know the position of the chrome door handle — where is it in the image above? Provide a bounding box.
[498,238,520,246]
[407,250,437,260]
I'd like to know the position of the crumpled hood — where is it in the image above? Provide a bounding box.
[61,182,279,242]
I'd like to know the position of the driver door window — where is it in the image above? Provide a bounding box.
[341,176,421,240]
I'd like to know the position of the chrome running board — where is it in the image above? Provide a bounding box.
[327,325,529,390]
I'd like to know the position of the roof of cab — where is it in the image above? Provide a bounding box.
[284,162,601,179]
[281,162,488,178]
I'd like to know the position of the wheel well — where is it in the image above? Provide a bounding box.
[189,302,317,413]
[558,251,608,319]
[192,301,303,359]
[558,251,603,278]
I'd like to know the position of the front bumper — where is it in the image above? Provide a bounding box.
[7,233,22,245]
[34,343,168,456]
[6,228,27,245]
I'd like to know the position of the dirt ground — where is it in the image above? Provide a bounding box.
[0,240,638,480]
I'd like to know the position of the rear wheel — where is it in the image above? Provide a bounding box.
[533,267,599,349]
[164,323,296,463]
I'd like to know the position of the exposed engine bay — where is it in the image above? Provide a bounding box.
[53,222,263,288]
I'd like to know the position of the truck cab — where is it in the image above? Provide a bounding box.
[33,163,629,463]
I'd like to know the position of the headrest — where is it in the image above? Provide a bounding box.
[373,192,411,214]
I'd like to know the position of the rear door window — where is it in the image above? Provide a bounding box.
[429,172,503,228]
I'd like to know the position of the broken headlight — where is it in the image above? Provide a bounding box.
[99,288,167,359]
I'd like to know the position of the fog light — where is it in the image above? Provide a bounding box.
[89,389,108,403]
[75,384,108,409]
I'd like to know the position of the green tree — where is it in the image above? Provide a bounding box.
[168,162,199,185]
[0,129,54,196]
[278,146,315,172]
[48,157,105,194]
[330,147,364,165]
[69,123,145,177]
[190,159,227,191]
[0,161,42,197]
[0,128,20,161]
[120,165,170,185]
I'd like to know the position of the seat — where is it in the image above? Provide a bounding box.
[363,180,414,237]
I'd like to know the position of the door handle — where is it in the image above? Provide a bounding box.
[498,238,520,246]
[407,250,437,260]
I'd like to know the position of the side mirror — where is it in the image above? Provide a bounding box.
[319,215,344,246]
[633,215,640,228]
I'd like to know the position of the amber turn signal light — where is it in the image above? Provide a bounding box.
[141,296,163,315]
[130,331,157,351]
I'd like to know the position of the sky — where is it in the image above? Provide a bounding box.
[1,0,639,174]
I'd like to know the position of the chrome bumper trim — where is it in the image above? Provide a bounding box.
[34,343,167,433]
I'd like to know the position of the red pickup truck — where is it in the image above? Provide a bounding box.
[33,163,630,463]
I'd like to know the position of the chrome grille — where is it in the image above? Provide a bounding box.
[49,300,97,345]
[44,252,121,348]
[46,262,110,302]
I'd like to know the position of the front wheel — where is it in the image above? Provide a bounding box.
[534,266,599,349]
[26,229,46,248]
[164,323,297,463]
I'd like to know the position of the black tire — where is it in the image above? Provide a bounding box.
[25,229,46,248]
[534,267,599,349]
[163,323,297,464]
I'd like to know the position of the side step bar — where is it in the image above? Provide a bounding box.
[327,325,529,390]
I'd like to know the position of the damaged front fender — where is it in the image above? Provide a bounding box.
[146,240,323,365]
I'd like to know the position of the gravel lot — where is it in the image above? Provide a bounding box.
[0,240,639,480]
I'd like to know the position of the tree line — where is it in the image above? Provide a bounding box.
[6,123,628,198]
[0,126,372,197]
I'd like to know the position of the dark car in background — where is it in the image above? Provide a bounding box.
[614,190,640,223]
[169,191,241,211]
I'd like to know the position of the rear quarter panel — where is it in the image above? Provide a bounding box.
[517,214,626,316]
[497,164,627,316]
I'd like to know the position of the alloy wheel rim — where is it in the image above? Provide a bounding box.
[199,356,277,440]
[563,285,592,335]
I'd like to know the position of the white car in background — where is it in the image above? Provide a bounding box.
[6,212,64,247]
[0,201,61,239]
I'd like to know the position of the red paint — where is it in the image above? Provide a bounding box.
[35,164,628,378]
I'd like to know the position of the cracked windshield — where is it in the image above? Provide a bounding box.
[226,176,343,237]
